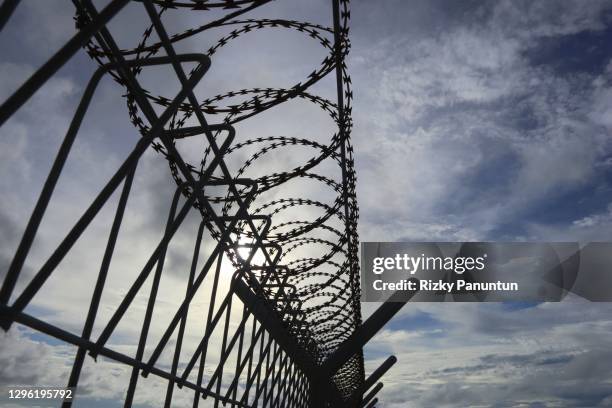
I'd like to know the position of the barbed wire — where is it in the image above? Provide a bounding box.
[79,0,362,399]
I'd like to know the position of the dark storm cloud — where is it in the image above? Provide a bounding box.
[376,345,612,407]
[366,300,612,406]
[470,300,612,337]
[428,349,576,376]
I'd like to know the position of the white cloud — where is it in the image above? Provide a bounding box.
[352,0,612,242]
[354,2,612,405]
[365,301,612,407]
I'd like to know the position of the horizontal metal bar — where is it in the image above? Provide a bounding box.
[365,357,396,394]
[232,277,316,376]
[361,382,383,408]
[320,285,417,376]
[364,397,378,408]
[0,305,251,408]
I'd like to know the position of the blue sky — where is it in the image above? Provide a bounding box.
[2,0,612,407]
[353,1,612,406]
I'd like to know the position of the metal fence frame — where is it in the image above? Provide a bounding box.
[0,1,405,407]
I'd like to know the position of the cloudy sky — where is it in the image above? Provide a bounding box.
[2,0,612,407]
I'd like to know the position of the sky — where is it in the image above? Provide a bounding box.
[2,0,612,407]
